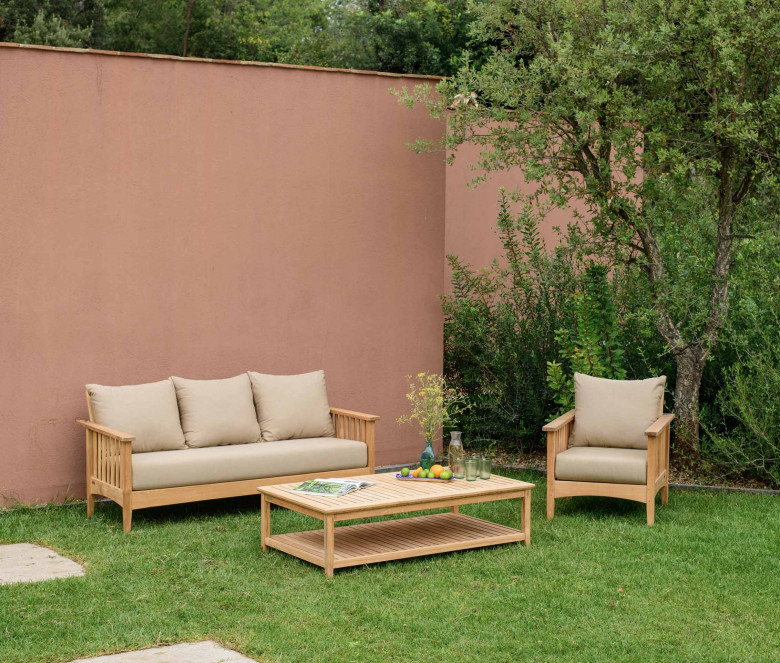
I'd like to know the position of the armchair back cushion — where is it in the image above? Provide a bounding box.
[569,373,666,449]
[86,379,186,453]
[171,374,261,448]
[249,370,336,441]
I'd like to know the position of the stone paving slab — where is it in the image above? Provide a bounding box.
[0,543,85,584]
[69,641,258,662]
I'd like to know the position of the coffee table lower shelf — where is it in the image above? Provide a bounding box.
[263,512,525,572]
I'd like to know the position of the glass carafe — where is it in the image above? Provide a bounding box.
[448,431,465,479]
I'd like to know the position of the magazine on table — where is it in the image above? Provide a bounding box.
[291,478,375,497]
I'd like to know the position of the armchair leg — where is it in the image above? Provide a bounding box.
[661,482,669,506]
[86,491,95,519]
[646,498,655,526]
[547,494,555,520]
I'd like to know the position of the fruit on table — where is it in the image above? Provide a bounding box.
[403,466,454,479]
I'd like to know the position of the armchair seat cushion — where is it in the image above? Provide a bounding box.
[132,437,367,490]
[555,447,647,485]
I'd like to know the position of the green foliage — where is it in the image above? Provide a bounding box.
[1,0,105,46]
[443,189,580,450]
[709,328,780,486]
[547,265,626,413]
[5,0,478,75]
[401,0,780,453]
[13,8,92,46]
[300,0,480,76]
[702,225,780,485]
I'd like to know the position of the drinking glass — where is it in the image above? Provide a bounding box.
[465,458,479,481]
[479,456,491,479]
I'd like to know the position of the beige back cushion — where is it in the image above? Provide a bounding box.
[86,379,187,454]
[248,370,336,441]
[569,373,666,449]
[171,374,261,448]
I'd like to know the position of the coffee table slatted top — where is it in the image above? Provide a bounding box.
[259,472,534,515]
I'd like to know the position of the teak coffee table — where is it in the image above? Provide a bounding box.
[258,472,534,576]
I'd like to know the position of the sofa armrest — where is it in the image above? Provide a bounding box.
[78,420,133,497]
[329,407,380,422]
[645,413,675,437]
[76,419,135,443]
[330,407,378,472]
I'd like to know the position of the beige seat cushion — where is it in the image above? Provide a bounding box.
[86,380,186,454]
[248,370,336,441]
[555,447,647,485]
[171,374,261,448]
[569,373,666,449]
[132,437,367,490]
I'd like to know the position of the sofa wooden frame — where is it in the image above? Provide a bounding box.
[543,408,674,526]
[77,393,378,532]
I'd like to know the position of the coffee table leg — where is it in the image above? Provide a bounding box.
[522,489,531,546]
[450,505,459,513]
[324,515,335,578]
[261,494,270,552]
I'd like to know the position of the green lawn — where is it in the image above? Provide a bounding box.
[1,470,778,663]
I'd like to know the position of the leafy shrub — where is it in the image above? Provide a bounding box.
[546,264,627,413]
[442,190,580,451]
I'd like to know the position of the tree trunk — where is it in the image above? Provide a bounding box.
[182,0,196,57]
[672,345,707,461]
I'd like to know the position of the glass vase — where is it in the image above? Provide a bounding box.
[420,439,435,470]
[448,431,465,479]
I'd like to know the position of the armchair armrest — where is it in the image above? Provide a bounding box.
[542,410,575,432]
[645,413,674,437]
[76,419,135,443]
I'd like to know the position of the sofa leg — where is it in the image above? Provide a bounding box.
[86,491,95,519]
[661,483,669,506]
[646,498,655,526]
[547,496,555,520]
[123,506,133,533]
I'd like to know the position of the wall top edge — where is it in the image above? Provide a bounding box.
[0,41,445,81]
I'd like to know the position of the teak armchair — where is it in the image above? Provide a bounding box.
[543,409,674,526]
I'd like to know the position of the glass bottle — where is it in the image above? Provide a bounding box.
[448,431,465,479]
[420,439,435,470]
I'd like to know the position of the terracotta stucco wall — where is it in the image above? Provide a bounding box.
[0,46,446,504]
[445,140,581,271]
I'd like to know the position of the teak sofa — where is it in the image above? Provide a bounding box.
[77,371,378,532]
[543,373,674,526]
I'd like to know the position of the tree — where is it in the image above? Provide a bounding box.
[301,0,479,76]
[402,0,780,456]
[102,0,329,63]
[1,0,105,47]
